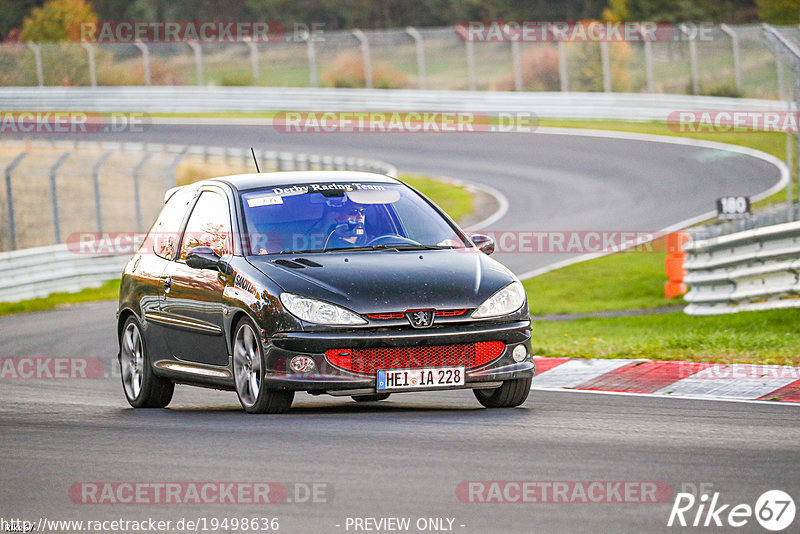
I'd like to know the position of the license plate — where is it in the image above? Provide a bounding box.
[377,367,465,391]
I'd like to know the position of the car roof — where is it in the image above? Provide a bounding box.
[206,171,400,192]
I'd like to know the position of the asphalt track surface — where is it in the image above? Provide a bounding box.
[2,129,798,533]
[29,125,782,274]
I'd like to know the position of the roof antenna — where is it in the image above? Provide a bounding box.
[250,147,261,173]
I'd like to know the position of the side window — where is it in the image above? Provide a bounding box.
[179,192,231,260]
[151,188,195,260]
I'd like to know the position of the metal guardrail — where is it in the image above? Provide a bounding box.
[0,142,396,302]
[684,220,800,315]
[0,87,790,120]
[0,243,128,302]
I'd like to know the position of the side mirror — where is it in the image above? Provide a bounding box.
[185,246,222,270]
[470,234,495,255]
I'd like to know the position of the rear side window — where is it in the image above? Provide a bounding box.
[179,192,232,260]
[151,188,195,260]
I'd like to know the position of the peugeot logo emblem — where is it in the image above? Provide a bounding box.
[406,309,434,329]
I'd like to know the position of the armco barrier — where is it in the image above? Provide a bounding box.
[683,221,800,315]
[0,87,790,120]
[0,143,396,303]
[0,244,128,302]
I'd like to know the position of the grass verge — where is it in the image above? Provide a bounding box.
[524,240,674,315]
[401,173,474,223]
[0,279,120,316]
[533,309,800,367]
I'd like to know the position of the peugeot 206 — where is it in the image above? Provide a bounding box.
[116,171,534,413]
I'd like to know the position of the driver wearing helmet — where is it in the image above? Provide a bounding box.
[323,202,368,249]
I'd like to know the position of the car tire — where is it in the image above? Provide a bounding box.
[119,316,174,408]
[233,317,294,414]
[473,377,532,408]
[351,393,391,402]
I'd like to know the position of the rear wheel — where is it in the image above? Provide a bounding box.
[473,377,531,408]
[119,317,174,408]
[233,318,294,414]
[351,393,391,402]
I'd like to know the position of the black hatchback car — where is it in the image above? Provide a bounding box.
[117,171,534,413]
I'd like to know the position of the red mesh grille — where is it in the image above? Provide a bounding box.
[325,341,505,374]
[435,309,467,317]
[366,312,405,320]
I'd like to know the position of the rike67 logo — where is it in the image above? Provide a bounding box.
[668,488,796,531]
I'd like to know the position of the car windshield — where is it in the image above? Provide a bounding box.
[240,181,468,255]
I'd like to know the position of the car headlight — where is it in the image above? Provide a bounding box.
[472,281,526,319]
[280,293,366,325]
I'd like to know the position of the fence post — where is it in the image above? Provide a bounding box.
[49,153,70,243]
[643,39,655,93]
[719,24,742,93]
[511,40,523,91]
[454,25,477,91]
[187,41,204,86]
[132,153,151,232]
[92,152,112,233]
[465,39,476,90]
[306,36,318,87]
[406,26,427,90]
[81,42,97,87]
[600,40,611,92]
[795,76,800,205]
[352,29,373,89]
[4,152,27,250]
[246,41,259,85]
[26,42,44,87]
[776,56,793,215]
[549,27,568,92]
[167,149,186,190]
[134,42,151,85]
[681,24,700,95]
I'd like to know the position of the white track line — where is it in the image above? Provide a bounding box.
[532,387,800,406]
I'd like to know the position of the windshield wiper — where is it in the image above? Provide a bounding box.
[373,244,454,251]
[273,244,455,255]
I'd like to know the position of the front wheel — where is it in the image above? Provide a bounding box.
[473,377,532,408]
[233,318,294,414]
[119,317,174,408]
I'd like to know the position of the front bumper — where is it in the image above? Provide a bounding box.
[261,320,534,393]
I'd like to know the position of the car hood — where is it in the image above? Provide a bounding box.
[246,249,517,314]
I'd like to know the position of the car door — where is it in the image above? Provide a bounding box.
[139,186,197,358]
[160,188,232,366]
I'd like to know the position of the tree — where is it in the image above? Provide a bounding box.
[0,0,45,39]
[756,0,800,23]
[603,0,631,21]
[20,0,97,42]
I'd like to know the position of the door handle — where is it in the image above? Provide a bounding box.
[163,277,172,293]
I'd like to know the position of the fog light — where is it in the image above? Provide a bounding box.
[290,356,316,373]
[512,345,527,362]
